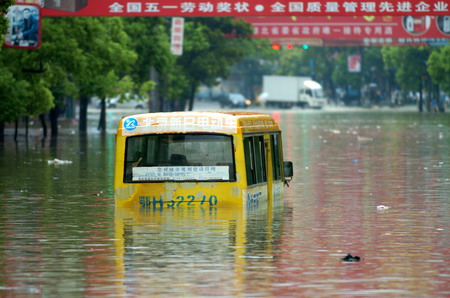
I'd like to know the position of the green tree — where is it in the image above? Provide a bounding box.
[382,46,431,91]
[56,17,136,132]
[332,50,360,101]
[176,17,253,110]
[0,1,23,139]
[123,17,171,111]
[231,38,279,102]
[0,68,30,140]
[1,17,136,138]
[333,47,389,105]
[427,46,450,93]
[277,46,339,101]
[0,0,14,42]
[42,17,133,133]
[277,49,310,76]
[382,46,431,111]
[28,17,82,136]
[0,45,54,139]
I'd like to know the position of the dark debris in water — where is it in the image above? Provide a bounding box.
[342,253,361,262]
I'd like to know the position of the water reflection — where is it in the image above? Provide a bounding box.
[0,110,449,296]
[114,204,289,296]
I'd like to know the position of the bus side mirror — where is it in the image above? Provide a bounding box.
[284,161,293,186]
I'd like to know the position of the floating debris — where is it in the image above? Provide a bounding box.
[47,159,73,165]
[377,205,390,210]
[357,136,374,142]
[342,253,361,262]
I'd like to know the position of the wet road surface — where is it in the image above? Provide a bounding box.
[0,105,449,296]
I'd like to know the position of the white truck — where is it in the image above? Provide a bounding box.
[260,75,327,108]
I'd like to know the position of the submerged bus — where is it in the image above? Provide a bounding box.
[114,111,293,210]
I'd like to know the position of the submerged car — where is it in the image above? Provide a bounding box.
[94,94,146,109]
[107,97,146,109]
[217,93,251,108]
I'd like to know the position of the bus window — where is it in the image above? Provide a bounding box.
[244,135,267,186]
[270,133,282,181]
[124,133,235,182]
[243,137,254,185]
[255,136,266,183]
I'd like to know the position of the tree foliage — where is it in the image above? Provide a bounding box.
[382,46,431,92]
[2,12,450,139]
[259,45,450,104]
[0,16,137,134]
[0,45,54,124]
[427,46,450,92]
[123,17,171,82]
[122,17,171,110]
[0,0,14,41]
[231,38,279,99]
[62,17,137,98]
[0,69,31,123]
[1,15,254,134]
[174,17,253,109]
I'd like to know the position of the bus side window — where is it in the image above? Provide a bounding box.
[270,134,282,181]
[244,135,267,186]
[255,136,266,183]
[244,137,255,185]
[124,137,145,181]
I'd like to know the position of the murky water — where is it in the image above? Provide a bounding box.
[1,108,449,296]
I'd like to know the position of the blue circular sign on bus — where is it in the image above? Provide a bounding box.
[123,118,138,131]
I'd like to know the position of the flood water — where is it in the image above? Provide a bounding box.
[1,107,449,296]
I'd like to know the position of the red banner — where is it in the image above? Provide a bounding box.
[170,17,184,55]
[36,0,449,17]
[242,15,450,45]
[348,55,362,71]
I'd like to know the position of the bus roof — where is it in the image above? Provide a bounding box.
[118,111,280,136]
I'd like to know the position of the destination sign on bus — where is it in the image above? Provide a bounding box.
[132,166,230,181]
[120,112,280,136]
[121,113,238,136]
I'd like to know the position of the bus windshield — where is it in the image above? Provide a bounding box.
[124,133,235,182]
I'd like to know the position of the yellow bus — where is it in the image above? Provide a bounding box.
[114,111,293,210]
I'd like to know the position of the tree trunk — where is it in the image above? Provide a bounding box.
[25,116,29,137]
[418,77,423,112]
[324,74,335,104]
[65,97,75,119]
[49,106,59,137]
[98,98,106,133]
[436,84,444,113]
[173,99,186,111]
[159,72,167,112]
[187,85,196,111]
[0,122,4,142]
[149,67,158,113]
[79,95,89,133]
[39,114,48,138]
[14,119,18,141]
